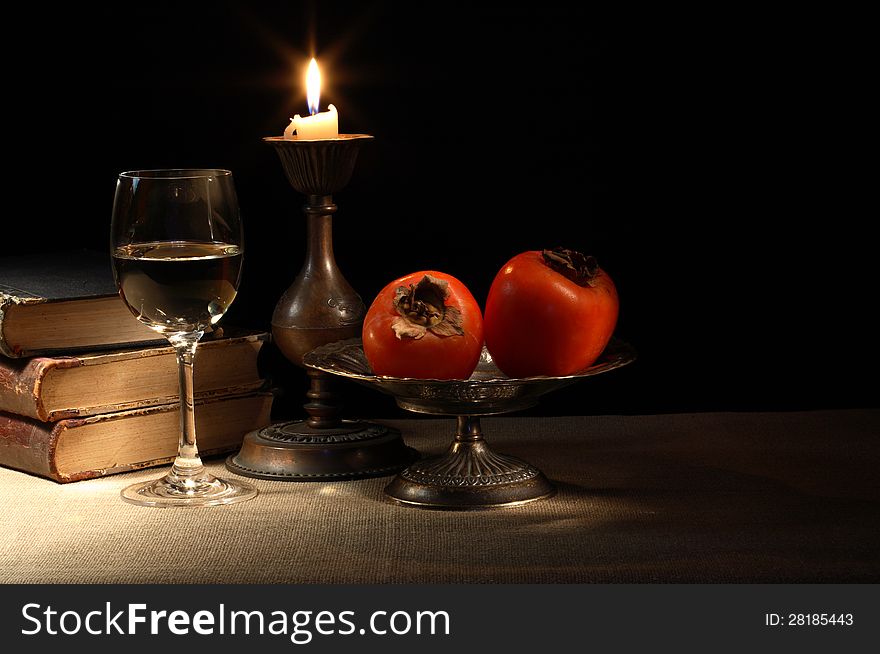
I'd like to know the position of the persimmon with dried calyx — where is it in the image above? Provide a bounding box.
[484,247,619,378]
[362,271,484,379]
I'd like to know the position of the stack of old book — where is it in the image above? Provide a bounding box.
[0,251,272,482]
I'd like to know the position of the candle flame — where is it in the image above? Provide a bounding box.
[307,58,321,116]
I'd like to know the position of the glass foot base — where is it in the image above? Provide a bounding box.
[121,473,258,508]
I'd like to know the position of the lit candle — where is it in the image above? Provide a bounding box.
[284,58,339,140]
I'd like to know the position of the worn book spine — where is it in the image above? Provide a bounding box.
[0,410,60,481]
[0,355,69,421]
[0,292,37,358]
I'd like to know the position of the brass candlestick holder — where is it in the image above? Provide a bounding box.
[227,135,417,481]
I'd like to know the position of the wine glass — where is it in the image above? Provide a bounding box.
[111,169,257,507]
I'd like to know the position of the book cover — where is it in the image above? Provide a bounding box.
[0,329,269,421]
[0,250,163,357]
[0,391,274,483]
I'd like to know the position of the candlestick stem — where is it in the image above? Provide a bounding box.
[304,195,337,274]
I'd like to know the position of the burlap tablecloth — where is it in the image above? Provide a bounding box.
[1,411,877,583]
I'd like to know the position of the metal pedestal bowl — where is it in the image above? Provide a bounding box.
[303,338,635,510]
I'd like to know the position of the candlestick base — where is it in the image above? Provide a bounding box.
[227,419,417,481]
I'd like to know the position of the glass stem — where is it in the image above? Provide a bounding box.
[169,333,204,480]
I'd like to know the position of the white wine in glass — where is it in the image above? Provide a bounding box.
[111,169,257,507]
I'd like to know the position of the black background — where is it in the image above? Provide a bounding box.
[5,1,875,419]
